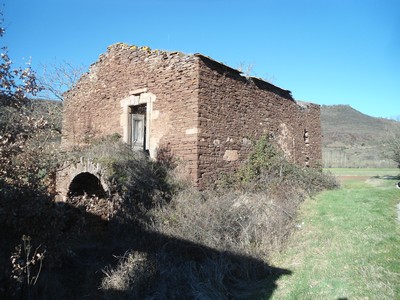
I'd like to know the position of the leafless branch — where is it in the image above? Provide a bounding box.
[37,61,85,101]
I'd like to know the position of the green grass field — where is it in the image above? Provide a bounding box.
[270,168,400,299]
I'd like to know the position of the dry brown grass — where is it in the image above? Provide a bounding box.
[151,186,303,258]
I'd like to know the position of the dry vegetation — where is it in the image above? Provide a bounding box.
[74,136,337,299]
[1,128,338,298]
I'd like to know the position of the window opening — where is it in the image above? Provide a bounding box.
[304,129,309,145]
[304,129,310,167]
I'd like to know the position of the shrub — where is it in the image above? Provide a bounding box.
[223,135,339,194]
[64,136,178,225]
[101,251,156,299]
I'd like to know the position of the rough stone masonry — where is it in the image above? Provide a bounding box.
[62,43,322,188]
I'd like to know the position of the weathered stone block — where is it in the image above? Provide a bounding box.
[223,150,239,161]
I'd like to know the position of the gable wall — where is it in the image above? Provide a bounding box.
[62,44,200,182]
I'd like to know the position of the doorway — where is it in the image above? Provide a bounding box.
[130,104,146,151]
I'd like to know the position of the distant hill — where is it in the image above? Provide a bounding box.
[320,105,400,168]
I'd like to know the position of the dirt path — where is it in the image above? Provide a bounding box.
[336,175,371,182]
[337,176,400,223]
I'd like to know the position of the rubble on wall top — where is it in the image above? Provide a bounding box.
[296,100,319,110]
[107,43,151,52]
[106,42,187,57]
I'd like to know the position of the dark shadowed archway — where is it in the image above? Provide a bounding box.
[67,172,107,198]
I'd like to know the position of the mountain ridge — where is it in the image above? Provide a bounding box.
[320,104,400,168]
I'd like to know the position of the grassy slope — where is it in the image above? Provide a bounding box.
[270,169,400,299]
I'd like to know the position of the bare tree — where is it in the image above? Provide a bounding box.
[237,62,255,77]
[0,12,60,185]
[0,11,68,297]
[33,61,85,134]
[37,61,85,101]
[383,127,400,168]
[237,62,276,83]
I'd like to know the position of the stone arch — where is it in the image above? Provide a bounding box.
[68,172,107,198]
[55,158,111,201]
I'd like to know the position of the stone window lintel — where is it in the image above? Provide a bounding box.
[129,88,148,95]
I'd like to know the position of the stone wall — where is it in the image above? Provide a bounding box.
[62,44,200,182]
[196,56,321,187]
[62,44,322,188]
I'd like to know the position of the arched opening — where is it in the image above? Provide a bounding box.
[67,172,106,198]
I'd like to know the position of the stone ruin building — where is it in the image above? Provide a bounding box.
[59,43,322,192]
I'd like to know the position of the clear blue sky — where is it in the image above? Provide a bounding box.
[3,0,399,119]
